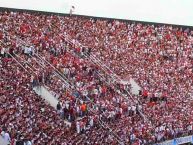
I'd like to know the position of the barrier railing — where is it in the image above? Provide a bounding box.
[35,52,125,144]
[6,38,124,144]
[7,52,36,75]
[63,35,149,122]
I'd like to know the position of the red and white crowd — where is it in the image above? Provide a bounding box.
[0,10,193,144]
[0,45,119,145]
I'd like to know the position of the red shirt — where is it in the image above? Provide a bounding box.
[143,90,148,97]
[0,31,3,40]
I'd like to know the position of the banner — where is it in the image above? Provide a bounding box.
[155,135,193,145]
[174,135,193,145]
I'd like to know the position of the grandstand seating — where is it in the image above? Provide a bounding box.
[0,10,193,144]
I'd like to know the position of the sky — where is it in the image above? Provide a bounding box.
[0,0,193,26]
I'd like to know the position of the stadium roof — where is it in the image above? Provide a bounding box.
[0,0,193,27]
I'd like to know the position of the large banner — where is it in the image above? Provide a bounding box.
[155,135,193,145]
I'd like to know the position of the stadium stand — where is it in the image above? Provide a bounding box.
[0,9,193,144]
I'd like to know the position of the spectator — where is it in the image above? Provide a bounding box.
[56,101,61,114]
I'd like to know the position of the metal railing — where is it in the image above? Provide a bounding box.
[33,52,124,144]
[63,35,149,122]
[5,37,124,144]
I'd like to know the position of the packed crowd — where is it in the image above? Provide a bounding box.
[13,38,142,143]
[0,48,121,144]
[0,57,73,144]
[0,11,133,144]
[0,10,193,144]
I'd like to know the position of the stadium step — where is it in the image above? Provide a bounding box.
[33,86,59,109]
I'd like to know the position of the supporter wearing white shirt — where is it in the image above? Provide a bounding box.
[1,130,5,138]
[90,116,94,127]
[4,132,11,142]
[120,107,123,115]
[24,46,29,54]
[76,121,80,133]
[24,140,32,145]
[131,106,136,114]
[0,47,5,57]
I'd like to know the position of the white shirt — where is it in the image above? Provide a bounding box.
[131,106,136,111]
[1,48,5,55]
[1,131,5,137]
[26,141,32,145]
[76,121,80,133]
[24,46,29,54]
[27,47,32,54]
[90,117,94,127]
[4,132,11,142]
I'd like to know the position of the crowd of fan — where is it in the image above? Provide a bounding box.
[0,10,193,144]
[14,37,142,144]
[0,48,121,145]
[0,57,75,144]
